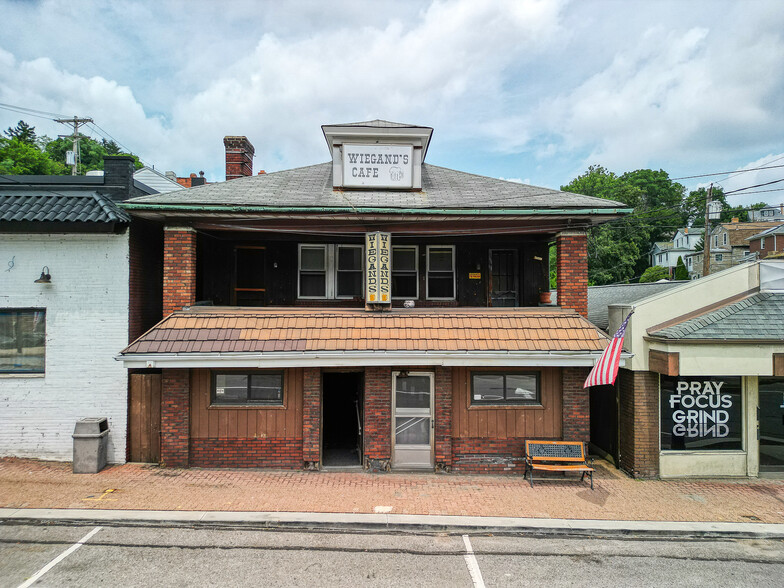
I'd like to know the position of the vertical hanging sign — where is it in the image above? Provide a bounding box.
[366,232,391,304]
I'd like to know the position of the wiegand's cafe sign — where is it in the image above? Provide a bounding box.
[365,232,391,304]
[343,145,413,188]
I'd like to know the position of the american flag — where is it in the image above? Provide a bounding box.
[583,310,634,388]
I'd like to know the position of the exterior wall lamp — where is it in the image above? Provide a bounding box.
[34,266,51,284]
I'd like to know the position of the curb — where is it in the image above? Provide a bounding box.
[2,508,784,539]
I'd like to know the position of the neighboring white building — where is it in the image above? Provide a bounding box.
[0,157,161,464]
[749,204,784,222]
[649,227,704,274]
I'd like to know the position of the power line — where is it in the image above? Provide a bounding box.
[724,177,784,194]
[671,161,784,181]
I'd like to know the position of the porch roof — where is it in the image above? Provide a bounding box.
[119,307,615,368]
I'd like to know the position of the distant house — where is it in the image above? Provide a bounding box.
[749,204,784,222]
[747,223,784,259]
[649,227,704,275]
[0,157,164,464]
[132,167,186,194]
[706,221,774,273]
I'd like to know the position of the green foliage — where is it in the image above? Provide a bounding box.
[640,265,670,283]
[45,136,142,174]
[0,136,68,175]
[673,256,689,280]
[549,244,557,289]
[4,120,37,145]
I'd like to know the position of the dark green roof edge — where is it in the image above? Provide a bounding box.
[119,202,633,216]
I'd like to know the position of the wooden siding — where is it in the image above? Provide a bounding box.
[649,350,680,376]
[189,368,303,439]
[128,373,161,462]
[451,367,562,439]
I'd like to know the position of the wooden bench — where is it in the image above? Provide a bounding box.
[524,440,594,490]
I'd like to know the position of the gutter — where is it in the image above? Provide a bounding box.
[118,202,633,217]
[117,350,631,369]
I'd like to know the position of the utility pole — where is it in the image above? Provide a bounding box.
[55,116,93,175]
[702,183,713,278]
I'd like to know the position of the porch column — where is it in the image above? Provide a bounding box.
[364,367,392,471]
[163,226,197,317]
[160,369,190,468]
[556,230,588,318]
[302,368,321,469]
[434,366,453,471]
[562,367,590,443]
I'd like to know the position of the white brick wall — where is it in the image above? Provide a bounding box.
[0,232,129,463]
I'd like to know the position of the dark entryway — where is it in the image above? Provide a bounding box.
[322,372,363,467]
[589,384,619,466]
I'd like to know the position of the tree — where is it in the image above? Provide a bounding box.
[45,135,142,174]
[640,266,670,283]
[4,120,37,145]
[673,256,689,280]
[0,136,67,175]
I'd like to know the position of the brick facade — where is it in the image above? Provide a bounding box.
[618,368,659,478]
[364,367,392,469]
[163,227,197,317]
[562,366,590,442]
[129,219,163,342]
[160,369,190,467]
[302,367,321,466]
[556,231,588,318]
[190,438,303,468]
[451,438,526,474]
[224,136,255,180]
[434,366,453,470]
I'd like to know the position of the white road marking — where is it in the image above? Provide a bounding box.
[17,526,102,588]
[462,534,486,588]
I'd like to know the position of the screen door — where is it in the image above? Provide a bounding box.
[392,372,434,469]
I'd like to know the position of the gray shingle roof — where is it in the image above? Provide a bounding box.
[649,292,784,340]
[587,281,688,330]
[0,192,130,224]
[124,162,626,211]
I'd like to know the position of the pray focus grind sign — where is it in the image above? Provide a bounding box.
[366,232,391,304]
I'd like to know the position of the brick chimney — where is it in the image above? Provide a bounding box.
[223,136,254,180]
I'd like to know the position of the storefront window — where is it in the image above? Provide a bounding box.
[660,376,742,451]
[0,309,46,373]
[759,378,784,469]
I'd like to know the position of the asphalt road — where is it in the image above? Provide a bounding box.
[1,522,783,587]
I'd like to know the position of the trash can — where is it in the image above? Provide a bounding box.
[72,417,109,474]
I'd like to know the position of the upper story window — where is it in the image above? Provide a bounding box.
[762,209,774,217]
[392,246,418,299]
[713,235,719,248]
[761,237,766,250]
[0,309,46,374]
[471,372,540,406]
[298,244,363,299]
[212,372,283,406]
[723,233,728,246]
[426,245,455,300]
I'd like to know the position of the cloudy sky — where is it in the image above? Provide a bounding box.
[1,0,783,207]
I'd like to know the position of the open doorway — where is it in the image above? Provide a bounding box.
[322,372,363,467]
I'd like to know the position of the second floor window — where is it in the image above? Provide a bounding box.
[761,237,766,250]
[392,246,418,299]
[298,244,363,299]
[426,245,455,299]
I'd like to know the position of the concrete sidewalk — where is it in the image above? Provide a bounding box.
[1,457,783,534]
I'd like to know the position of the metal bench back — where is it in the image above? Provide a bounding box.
[526,440,585,462]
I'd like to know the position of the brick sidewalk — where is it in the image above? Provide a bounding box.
[1,457,783,523]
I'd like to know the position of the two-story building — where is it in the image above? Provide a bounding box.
[747,224,784,260]
[649,227,704,275]
[117,120,631,473]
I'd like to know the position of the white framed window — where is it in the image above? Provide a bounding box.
[723,233,728,245]
[426,245,455,300]
[761,237,766,250]
[762,209,774,217]
[715,253,723,262]
[392,245,419,299]
[298,244,363,299]
[714,235,719,248]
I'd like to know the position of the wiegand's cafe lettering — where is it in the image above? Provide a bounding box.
[343,145,413,188]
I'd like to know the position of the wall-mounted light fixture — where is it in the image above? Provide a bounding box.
[34,266,51,284]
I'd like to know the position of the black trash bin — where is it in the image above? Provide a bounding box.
[72,417,109,474]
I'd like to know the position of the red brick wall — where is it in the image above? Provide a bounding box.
[364,367,392,467]
[562,366,590,442]
[163,227,197,317]
[618,368,659,478]
[129,219,163,342]
[302,367,321,465]
[451,438,526,474]
[434,366,453,469]
[556,231,588,317]
[161,369,190,467]
[224,136,254,180]
[190,438,303,468]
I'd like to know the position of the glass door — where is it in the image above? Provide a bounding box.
[759,378,784,471]
[392,372,434,469]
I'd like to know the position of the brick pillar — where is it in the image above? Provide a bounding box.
[223,136,255,180]
[562,366,590,442]
[163,226,197,317]
[556,230,588,318]
[160,369,190,467]
[434,366,453,470]
[364,367,392,471]
[618,368,659,478]
[302,367,321,468]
